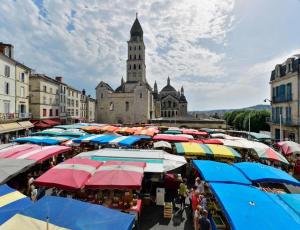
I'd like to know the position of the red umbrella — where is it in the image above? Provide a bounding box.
[85,161,146,190]
[277,141,300,155]
[182,129,209,137]
[35,158,102,190]
[201,139,224,145]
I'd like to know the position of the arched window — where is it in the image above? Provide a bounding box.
[134,46,136,50]
[134,64,136,70]
[134,55,136,60]
[139,64,141,69]
[171,111,174,117]
[129,55,132,60]
[168,101,171,107]
[168,111,171,117]
[109,102,114,111]
[140,93,142,98]
[129,65,131,70]
[139,46,141,50]
[139,54,141,59]
[129,46,131,50]
[125,101,129,111]
[173,102,176,108]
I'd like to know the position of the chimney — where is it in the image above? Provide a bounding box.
[0,43,14,58]
[55,76,63,82]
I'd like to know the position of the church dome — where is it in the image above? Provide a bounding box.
[160,76,177,93]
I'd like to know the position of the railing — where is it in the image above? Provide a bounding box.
[272,95,293,103]
[266,117,300,126]
[0,113,32,121]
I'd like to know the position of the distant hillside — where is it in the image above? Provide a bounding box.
[190,104,271,117]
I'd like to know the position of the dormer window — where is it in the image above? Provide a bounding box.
[275,65,281,78]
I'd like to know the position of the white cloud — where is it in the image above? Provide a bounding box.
[0,0,235,106]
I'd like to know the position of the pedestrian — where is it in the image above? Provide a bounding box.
[178,178,188,209]
[191,190,200,216]
[194,205,202,230]
[195,177,204,194]
[199,209,211,230]
[200,193,207,210]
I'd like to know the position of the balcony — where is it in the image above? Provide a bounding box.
[267,117,300,126]
[0,113,32,122]
[272,95,292,103]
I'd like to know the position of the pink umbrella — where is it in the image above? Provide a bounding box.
[85,161,146,190]
[277,141,300,156]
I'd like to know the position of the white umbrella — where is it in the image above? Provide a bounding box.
[154,141,172,149]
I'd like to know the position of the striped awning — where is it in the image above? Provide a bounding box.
[175,142,241,158]
[18,121,34,129]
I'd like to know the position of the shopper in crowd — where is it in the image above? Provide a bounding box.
[199,209,211,230]
[178,178,188,209]
[191,190,200,216]
[195,177,205,194]
[194,205,202,230]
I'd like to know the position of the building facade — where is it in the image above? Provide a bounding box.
[29,75,96,124]
[0,42,33,142]
[29,74,60,120]
[269,55,300,142]
[96,16,154,124]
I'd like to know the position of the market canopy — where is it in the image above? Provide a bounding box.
[277,141,300,156]
[1,196,135,230]
[181,129,209,137]
[193,160,251,185]
[154,141,172,149]
[0,184,32,224]
[76,148,187,173]
[153,134,190,142]
[72,134,106,143]
[235,162,300,186]
[0,143,15,151]
[54,124,87,130]
[0,158,36,184]
[134,129,156,137]
[35,158,102,190]
[175,143,241,158]
[0,144,71,163]
[276,194,300,217]
[210,183,300,230]
[13,136,72,145]
[97,135,144,147]
[86,161,146,190]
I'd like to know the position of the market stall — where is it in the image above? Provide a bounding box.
[0,184,32,224]
[13,136,72,145]
[0,196,135,230]
[35,158,102,190]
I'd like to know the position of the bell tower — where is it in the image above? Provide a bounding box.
[126,14,146,83]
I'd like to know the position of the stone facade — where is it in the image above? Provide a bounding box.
[96,16,189,124]
[269,55,300,142]
[96,16,154,124]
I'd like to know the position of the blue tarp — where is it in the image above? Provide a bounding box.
[235,162,300,186]
[20,196,135,230]
[277,194,300,217]
[90,135,118,144]
[14,136,60,145]
[210,183,300,230]
[72,134,95,143]
[192,160,251,185]
[0,184,32,224]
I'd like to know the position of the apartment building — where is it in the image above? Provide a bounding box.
[0,42,33,142]
[269,55,300,142]
[29,75,96,124]
[87,97,96,122]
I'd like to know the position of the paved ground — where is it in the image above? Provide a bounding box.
[139,204,193,230]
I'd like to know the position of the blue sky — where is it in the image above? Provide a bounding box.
[1,0,299,110]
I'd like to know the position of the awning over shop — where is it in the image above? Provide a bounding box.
[193,160,251,185]
[210,183,300,230]
[18,121,34,129]
[35,158,102,190]
[0,158,36,184]
[76,148,187,173]
[1,196,135,230]
[175,143,241,158]
[0,122,24,134]
[43,119,60,126]
[235,162,300,186]
[0,184,32,224]
[85,161,146,190]
[14,136,72,145]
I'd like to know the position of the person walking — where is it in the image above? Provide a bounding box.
[178,178,188,209]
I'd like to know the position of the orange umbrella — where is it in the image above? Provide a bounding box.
[115,127,135,134]
[81,126,103,133]
[100,125,118,133]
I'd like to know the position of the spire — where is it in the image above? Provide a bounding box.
[167,76,170,85]
[181,86,184,95]
[154,81,158,93]
[130,14,143,40]
[121,76,124,85]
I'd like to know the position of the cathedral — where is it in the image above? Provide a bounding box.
[96,16,188,124]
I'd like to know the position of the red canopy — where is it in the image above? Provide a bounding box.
[35,158,102,190]
[0,144,71,163]
[200,139,224,145]
[43,119,60,126]
[32,120,52,129]
[153,134,190,142]
[85,161,146,190]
